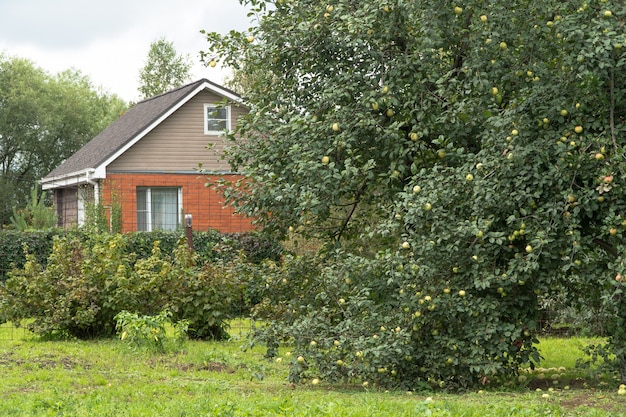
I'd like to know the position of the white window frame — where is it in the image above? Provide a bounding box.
[136,186,182,232]
[204,103,231,135]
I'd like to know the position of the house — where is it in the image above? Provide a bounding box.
[40,79,254,233]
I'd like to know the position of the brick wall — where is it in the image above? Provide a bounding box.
[101,172,255,233]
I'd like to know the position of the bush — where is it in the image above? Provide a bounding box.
[251,251,540,390]
[1,233,250,340]
[115,310,188,354]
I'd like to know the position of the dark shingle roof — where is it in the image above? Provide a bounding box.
[43,79,239,180]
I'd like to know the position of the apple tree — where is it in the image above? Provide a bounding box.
[203,0,626,388]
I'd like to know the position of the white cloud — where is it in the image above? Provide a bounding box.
[0,0,252,102]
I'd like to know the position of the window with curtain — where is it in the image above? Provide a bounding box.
[136,187,181,231]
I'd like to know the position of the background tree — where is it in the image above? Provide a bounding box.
[204,0,626,389]
[0,54,127,226]
[138,38,192,99]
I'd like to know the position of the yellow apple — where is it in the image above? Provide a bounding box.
[326,5,334,12]
[525,245,533,253]
[322,156,330,164]
[595,153,604,160]
[381,85,389,94]
[574,125,583,134]
[458,290,466,297]
[410,132,419,141]
[466,173,474,181]
[480,15,488,22]
[332,122,340,131]
[603,10,612,17]
[413,185,421,193]
[402,241,410,249]
[454,6,463,15]
[491,87,499,95]
[560,109,568,116]
[424,203,432,211]
[499,41,508,50]
[209,60,217,68]
[511,129,519,136]
[246,35,254,43]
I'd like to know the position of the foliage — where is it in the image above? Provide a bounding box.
[115,310,188,354]
[9,186,56,231]
[0,230,55,282]
[203,0,626,389]
[165,244,247,340]
[0,53,127,226]
[138,37,192,99]
[0,233,254,340]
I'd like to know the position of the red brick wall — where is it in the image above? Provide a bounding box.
[101,173,255,233]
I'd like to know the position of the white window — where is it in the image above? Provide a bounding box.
[204,104,231,135]
[136,187,182,231]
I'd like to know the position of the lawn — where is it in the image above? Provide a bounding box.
[0,323,625,416]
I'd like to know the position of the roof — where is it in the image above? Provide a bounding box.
[41,78,242,188]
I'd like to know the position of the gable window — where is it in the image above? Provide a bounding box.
[204,104,231,135]
[136,187,182,231]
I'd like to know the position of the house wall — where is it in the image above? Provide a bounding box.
[107,91,247,173]
[100,172,254,233]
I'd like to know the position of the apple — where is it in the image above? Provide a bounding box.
[499,41,508,50]
[311,378,320,385]
[476,230,483,238]
[525,245,533,253]
[424,202,432,211]
[246,35,254,43]
[209,60,217,68]
[371,102,379,111]
[604,175,613,183]
[618,388,626,395]
[491,87,499,95]
[443,288,450,294]
[297,356,305,363]
[332,122,340,131]
[402,241,410,249]
[560,109,568,116]
[362,381,369,387]
[356,351,363,358]
[511,129,519,136]
[338,298,345,304]
[543,118,550,124]
[413,185,421,193]
[310,340,317,347]
[386,108,395,117]
[595,153,605,160]
[480,15,488,22]
[574,125,583,134]
[452,266,459,273]
[458,290,466,297]
[454,6,463,15]
[381,85,389,94]
[410,132,419,141]
[321,156,330,164]
[611,228,618,236]
[326,5,334,12]
[437,149,446,158]
[334,340,340,346]
[603,10,612,17]
[466,173,474,181]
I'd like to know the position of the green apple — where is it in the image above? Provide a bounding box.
[413,185,421,193]
[560,109,568,116]
[454,6,463,15]
[466,173,474,181]
[491,87,499,96]
[381,85,389,94]
[604,10,612,17]
[297,356,305,363]
[310,340,317,347]
[371,102,379,111]
[458,290,466,297]
[525,245,533,253]
[511,129,519,136]
[386,108,395,117]
[424,202,432,211]
[402,241,410,249]
[499,41,508,50]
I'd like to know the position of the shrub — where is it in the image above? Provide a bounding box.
[251,251,540,390]
[165,244,246,340]
[115,310,188,354]
[1,234,248,340]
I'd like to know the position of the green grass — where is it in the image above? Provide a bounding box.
[1,325,625,416]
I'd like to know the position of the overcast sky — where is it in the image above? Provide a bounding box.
[0,0,253,102]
